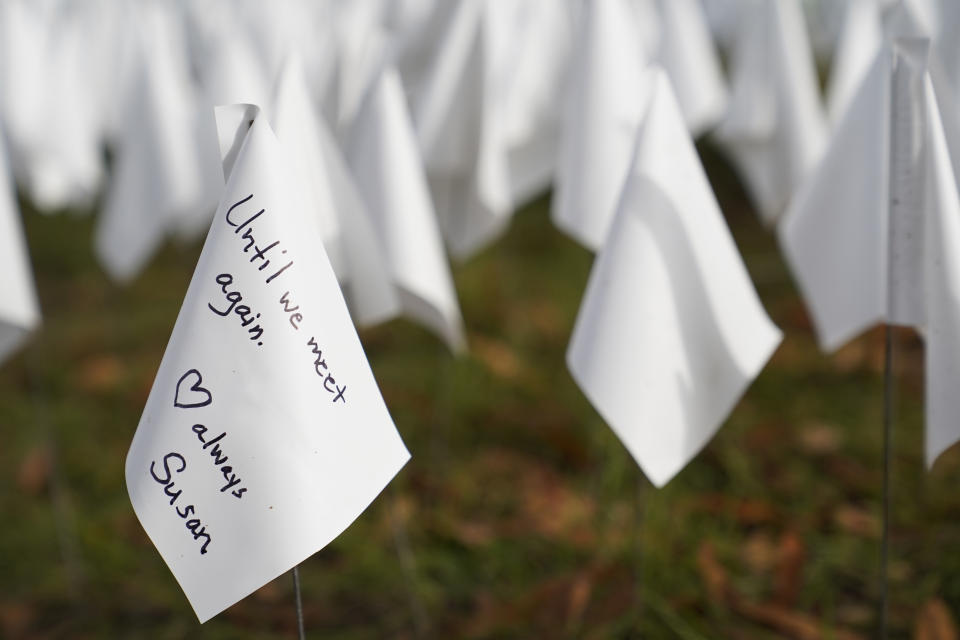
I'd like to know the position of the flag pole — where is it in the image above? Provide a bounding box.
[292,565,306,640]
[879,325,894,640]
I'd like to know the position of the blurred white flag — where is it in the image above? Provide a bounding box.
[0,1,103,211]
[126,106,409,622]
[271,56,345,279]
[94,3,203,283]
[269,54,399,329]
[825,0,883,126]
[654,0,728,136]
[345,64,467,353]
[568,70,782,487]
[715,0,827,225]
[552,0,653,251]
[0,134,40,364]
[413,0,514,260]
[779,39,960,467]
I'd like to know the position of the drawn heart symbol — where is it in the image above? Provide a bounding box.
[174,369,213,409]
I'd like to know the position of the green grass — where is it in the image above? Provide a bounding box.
[1,141,958,638]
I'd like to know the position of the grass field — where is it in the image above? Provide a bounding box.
[1,139,958,639]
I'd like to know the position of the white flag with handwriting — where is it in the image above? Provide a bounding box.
[568,70,782,487]
[0,133,40,363]
[714,0,826,225]
[779,38,960,467]
[125,106,410,622]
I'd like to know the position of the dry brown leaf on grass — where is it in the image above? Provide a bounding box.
[915,598,958,640]
[798,422,843,456]
[470,334,525,382]
[833,505,880,539]
[442,518,496,547]
[460,565,614,638]
[16,445,51,496]
[697,541,863,640]
[741,532,779,575]
[697,542,731,603]
[692,493,780,526]
[566,569,596,630]
[774,531,806,607]
[739,531,805,604]
[460,449,597,547]
[510,298,567,341]
[735,599,866,640]
[0,601,34,640]
[76,353,125,393]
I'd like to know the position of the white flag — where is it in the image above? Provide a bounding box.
[271,55,345,279]
[486,0,574,207]
[779,38,960,466]
[825,0,883,126]
[714,0,827,225]
[94,3,204,283]
[0,133,40,363]
[0,2,103,211]
[413,0,514,260]
[552,0,653,251]
[345,64,466,353]
[125,106,410,622]
[567,70,782,487]
[654,0,728,136]
[268,54,399,328]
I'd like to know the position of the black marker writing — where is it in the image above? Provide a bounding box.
[149,452,212,555]
[307,337,347,403]
[208,273,265,346]
[223,194,294,285]
[191,424,247,498]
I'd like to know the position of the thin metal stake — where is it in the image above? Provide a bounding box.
[880,326,894,640]
[292,565,306,640]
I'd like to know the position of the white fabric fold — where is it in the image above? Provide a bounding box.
[346,65,466,353]
[779,38,960,467]
[552,0,653,251]
[715,0,827,225]
[126,105,410,622]
[568,70,782,487]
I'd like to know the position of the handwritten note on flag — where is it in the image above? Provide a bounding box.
[125,107,410,622]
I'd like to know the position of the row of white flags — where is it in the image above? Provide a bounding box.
[3,0,960,622]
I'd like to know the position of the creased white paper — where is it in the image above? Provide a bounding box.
[568,70,782,487]
[126,107,410,622]
[346,64,466,353]
[779,38,960,467]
